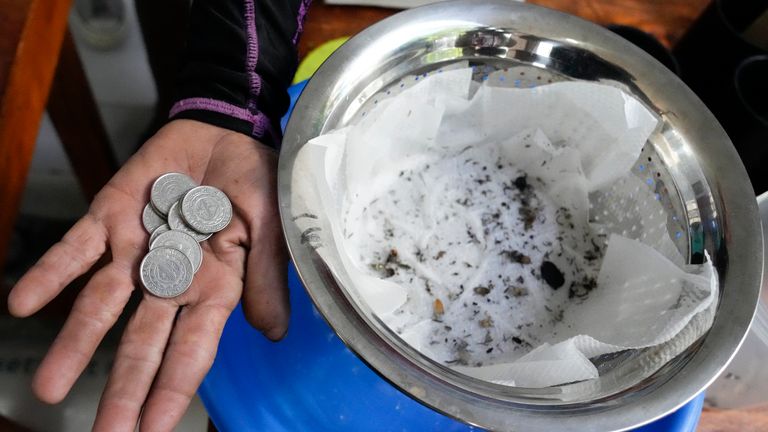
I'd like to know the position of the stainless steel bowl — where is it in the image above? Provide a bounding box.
[278,1,762,430]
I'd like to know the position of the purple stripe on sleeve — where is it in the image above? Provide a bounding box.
[244,0,261,106]
[252,111,280,142]
[251,111,269,136]
[292,0,312,45]
[239,0,281,144]
[170,98,256,123]
[170,98,277,143]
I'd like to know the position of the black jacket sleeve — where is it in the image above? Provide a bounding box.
[169,0,312,148]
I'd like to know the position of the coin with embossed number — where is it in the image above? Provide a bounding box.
[148,224,171,246]
[150,173,197,216]
[150,230,203,273]
[142,203,166,233]
[140,247,194,298]
[181,186,232,234]
[168,201,211,242]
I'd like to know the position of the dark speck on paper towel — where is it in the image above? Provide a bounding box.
[540,261,565,289]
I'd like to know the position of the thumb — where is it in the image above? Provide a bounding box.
[242,214,290,341]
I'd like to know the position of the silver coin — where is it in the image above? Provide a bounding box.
[142,203,166,233]
[168,201,212,242]
[150,173,197,216]
[150,230,203,273]
[140,247,194,298]
[181,186,233,234]
[149,224,171,246]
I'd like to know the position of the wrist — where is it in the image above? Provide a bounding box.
[169,99,280,149]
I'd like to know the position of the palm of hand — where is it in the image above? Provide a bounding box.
[8,120,289,431]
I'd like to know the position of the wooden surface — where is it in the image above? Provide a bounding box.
[298,3,395,59]
[0,0,73,270]
[48,30,119,202]
[531,0,711,47]
[699,404,768,432]
[0,414,33,432]
[297,0,711,59]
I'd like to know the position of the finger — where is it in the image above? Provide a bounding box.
[32,263,134,404]
[8,214,107,317]
[242,215,290,341]
[92,298,177,432]
[139,298,239,431]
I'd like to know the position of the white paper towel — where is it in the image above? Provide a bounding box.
[291,64,717,388]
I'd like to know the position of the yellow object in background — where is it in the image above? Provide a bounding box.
[293,37,350,84]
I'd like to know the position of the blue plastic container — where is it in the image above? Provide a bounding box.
[198,83,705,431]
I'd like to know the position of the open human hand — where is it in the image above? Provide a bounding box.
[7,119,289,431]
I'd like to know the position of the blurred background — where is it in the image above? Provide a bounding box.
[0,0,766,430]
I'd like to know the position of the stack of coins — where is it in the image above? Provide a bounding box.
[139,173,233,298]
